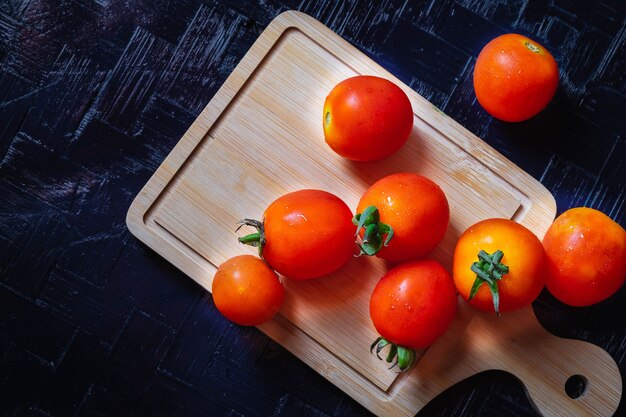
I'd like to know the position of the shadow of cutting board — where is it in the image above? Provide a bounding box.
[126,11,622,417]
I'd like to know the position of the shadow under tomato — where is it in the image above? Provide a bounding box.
[279,254,388,314]
[338,122,427,186]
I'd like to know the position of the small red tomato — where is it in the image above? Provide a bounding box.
[542,207,626,306]
[323,75,413,161]
[473,33,559,122]
[238,189,355,280]
[370,259,457,370]
[212,255,285,326]
[354,173,449,262]
[453,218,545,315]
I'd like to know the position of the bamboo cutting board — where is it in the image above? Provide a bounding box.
[126,11,622,417]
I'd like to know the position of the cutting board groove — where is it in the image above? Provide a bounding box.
[127,11,621,417]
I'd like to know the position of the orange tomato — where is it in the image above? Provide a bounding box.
[542,207,626,306]
[355,173,449,262]
[323,75,413,161]
[473,33,559,122]
[238,189,355,280]
[212,255,285,326]
[453,218,545,314]
[369,259,457,370]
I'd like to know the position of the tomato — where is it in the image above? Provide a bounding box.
[212,255,285,326]
[473,33,559,122]
[354,173,449,262]
[370,259,457,370]
[542,207,626,306]
[453,218,545,314]
[323,75,413,161]
[238,189,355,280]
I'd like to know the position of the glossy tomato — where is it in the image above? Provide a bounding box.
[354,173,449,262]
[212,255,285,326]
[238,189,355,280]
[473,33,559,122]
[542,207,626,306]
[370,259,457,370]
[453,218,545,315]
[323,75,413,161]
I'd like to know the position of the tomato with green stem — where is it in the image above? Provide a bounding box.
[238,189,355,280]
[354,173,449,263]
[369,259,458,371]
[452,218,545,315]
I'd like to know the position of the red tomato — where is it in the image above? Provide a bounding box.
[473,33,559,122]
[323,75,413,161]
[370,259,457,370]
[354,173,449,262]
[453,219,545,314]
[238,189,355,280]
[542,207,626,306]
[212,255,285,326]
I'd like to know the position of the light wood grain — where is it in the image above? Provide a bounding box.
[126,11,622,417]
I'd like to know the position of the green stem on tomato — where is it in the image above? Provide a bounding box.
[353,206,394,257]
[370,336,416,371]
[237,218,266,257]
[468,249,509,316]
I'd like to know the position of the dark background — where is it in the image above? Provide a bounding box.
[1,0,625,416]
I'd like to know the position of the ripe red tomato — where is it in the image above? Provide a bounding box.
[354,173,449,262]
[453,219,545,314]
[542,207,626,306]
[370,259,457,370]
[473,33,559,122]
[238,189,355,280]
[323,75,413,161]
[212,255,285,326]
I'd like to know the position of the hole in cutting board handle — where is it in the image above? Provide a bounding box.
[565,374,588,399]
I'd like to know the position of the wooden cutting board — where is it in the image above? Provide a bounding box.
[126,11,622,417]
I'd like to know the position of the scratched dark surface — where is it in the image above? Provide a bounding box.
[0,0,625,416]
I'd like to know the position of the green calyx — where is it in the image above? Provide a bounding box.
[352,206,394,257]
[237,219,266,257]
[370,336,416,371]
[468,249,509,316]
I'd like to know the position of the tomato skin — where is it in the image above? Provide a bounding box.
[542,207,626,306]
[370,259,457,349]
[356,173,449,262]
[262,189,355,280]
[323,75,413,161]
[212,255,285,326]
[453,219,545,313]
[473,33,559,122]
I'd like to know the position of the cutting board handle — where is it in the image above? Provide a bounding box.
[417,304,622,417]
[403,304,622,417]
[518,334,622,417]
[460,306,624,417]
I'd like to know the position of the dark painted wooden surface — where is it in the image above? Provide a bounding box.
[1,1,625,416]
